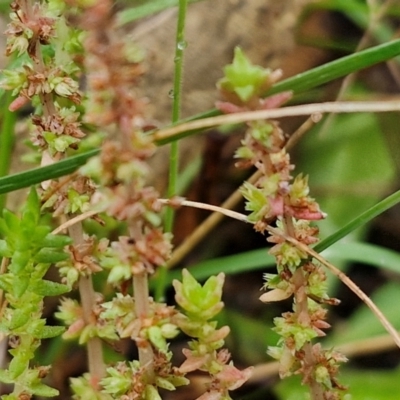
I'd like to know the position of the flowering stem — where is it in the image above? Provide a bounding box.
[267,224,400,349]
[282,215,325,399]
[19,0,107,384]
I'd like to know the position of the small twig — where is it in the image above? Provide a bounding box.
[266,224,400,349]
[52,210,99,235]
[286,113,322,149]
[158,198,249,223]
[153,101,400,142]
[167,170,261,268]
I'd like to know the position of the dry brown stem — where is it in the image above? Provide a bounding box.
[154,101,400,142]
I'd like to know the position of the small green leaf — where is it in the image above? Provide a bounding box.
[0,218,10,236]
[8,355,27,379]
[145,385,162,400]
[155,376,176,391]
[13,274,30,297]
[148,326,167,352]
[29,226,52,246]
[0,369,13,384]
[29,324,65,339]
[41,233,72,248]
[32,280,70,296]
[8,309,31,330]
[9,251,31,273]
[21,210,39,236]
[31,382,59,397]
[3,209,20,234]
[0,240,11,257]
[33,249,69,263]
[0,274,14,292]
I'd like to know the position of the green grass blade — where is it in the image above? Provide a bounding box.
[0,149,99,195]
[267,39,400,95]
[0,93,17,209]
[315,189,400,253]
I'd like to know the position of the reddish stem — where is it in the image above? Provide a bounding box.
[133,272,155,381]
[69,223,106,384]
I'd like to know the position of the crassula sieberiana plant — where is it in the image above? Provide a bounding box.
[216,47,347,400]
[0,1,250,399]
[2,1,397,399]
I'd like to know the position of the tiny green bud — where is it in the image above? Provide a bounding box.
[155,377,176,391]
[173,269,225,320]
[148,326,168,352]
[290,174,310,202]
[315,365,332,389]
[240,181,270,223]
[217,47,271,103]
[160,323,179,339]
[50,76,79,97]
[251,121,273,146]
[102,365,131,396]
[145,384,162,400]
[235,145,254,160]
[107,263,132,285]
[7,36,29,56]
[67,189,90,214]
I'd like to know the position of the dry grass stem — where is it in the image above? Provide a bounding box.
[154,101,400,142]
[167,170,262,268]
[52,210,100,235]
[159,198,249,224]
